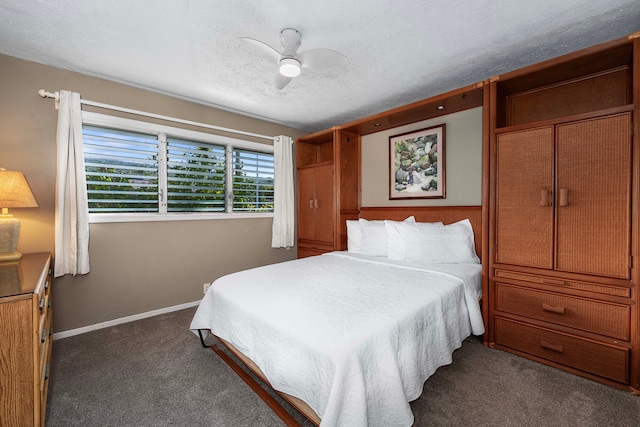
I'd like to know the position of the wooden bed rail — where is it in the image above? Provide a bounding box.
[201,332,320,427]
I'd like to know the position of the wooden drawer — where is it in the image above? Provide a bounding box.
[495,317,628,384]
[39,307,52,392]
[494,269,630,297]
[495,282,630,340]
[0,253,53,427]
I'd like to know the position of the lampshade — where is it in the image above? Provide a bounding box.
[0,169,38,263]
[279,58,301,78]
[0,170,38,209]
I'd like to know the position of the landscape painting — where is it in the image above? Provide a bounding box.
[389,124,446,199]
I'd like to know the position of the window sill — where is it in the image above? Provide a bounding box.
[89,212,274,224]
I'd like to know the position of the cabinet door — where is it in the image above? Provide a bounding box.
[555,113,631,278]
[297,167,316,241]
[496,127,555,268]
[313,164,334,244]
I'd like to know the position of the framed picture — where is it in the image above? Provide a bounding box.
[389,124,446,199]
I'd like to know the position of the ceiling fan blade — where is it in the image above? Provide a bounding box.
[298,48,347,69]
[240,37,281,59]
[275,73,293,90]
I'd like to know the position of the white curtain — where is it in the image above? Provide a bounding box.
[271,135,295,248]
[54,90,90,277]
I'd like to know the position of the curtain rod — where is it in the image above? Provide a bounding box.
[38,89,276,142]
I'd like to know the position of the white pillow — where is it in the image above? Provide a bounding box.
[346,220,362,253]
[358,218,388,256]
[360,216,415,257]
[403,219,480,264]
[385,216,431,260]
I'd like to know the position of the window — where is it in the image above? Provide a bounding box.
[232,149,274,212]
[166,137,226,212]
[81,112,274,219]
[83,126,159,213]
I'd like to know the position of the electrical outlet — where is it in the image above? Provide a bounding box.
[203,282,211,294]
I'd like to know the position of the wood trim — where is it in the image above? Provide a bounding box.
[630,34,640,392]
[481,79,492,344]
[340,82,484,136]
[495,36,632,92]
[495,104,635,134]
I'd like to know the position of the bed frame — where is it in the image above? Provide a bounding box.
[200,205,484,427]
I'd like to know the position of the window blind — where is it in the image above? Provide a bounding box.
[83,125,159,212]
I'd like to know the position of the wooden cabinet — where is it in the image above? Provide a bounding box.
[296,127,360,258]
[0,253,53,427]
[297,164,334,244]
[496,113,632,277]
[488,34,639,393]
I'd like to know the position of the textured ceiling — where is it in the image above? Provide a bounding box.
[1,0,639,133]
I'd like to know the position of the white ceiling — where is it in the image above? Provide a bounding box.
[1,0,639,133]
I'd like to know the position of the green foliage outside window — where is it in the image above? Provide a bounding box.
[83,125,274,214]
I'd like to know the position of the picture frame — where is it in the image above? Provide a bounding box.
[389,124,446,199]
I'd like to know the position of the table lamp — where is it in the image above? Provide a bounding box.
[0,168,38,262]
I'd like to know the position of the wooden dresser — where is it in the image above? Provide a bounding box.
[296,127,360,258]
[487,35,639,392]
[0,253,53,426]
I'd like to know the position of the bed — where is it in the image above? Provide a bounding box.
[190,206,485,427]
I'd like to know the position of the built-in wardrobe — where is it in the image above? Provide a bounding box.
[487,33,640,393]
[296,127,361,258]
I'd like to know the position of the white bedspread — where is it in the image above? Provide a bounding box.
[190,252,484,427]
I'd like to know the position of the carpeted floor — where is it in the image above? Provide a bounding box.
[46,307,640,426]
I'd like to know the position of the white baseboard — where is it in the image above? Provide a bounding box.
[52,300,201,340]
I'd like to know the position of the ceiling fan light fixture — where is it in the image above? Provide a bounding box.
[279,58,301,77]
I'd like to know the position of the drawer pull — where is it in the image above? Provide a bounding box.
[540,189,551,207]
[41,329,47,343]
[541,303,565,314]
[541,340,564,353]
[541,278,565,286]
[45,363,50,380]
[559,188,569,206]
[45,280,50,290]
[39,298,46,310]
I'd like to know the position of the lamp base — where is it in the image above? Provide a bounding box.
[0,215,23,263]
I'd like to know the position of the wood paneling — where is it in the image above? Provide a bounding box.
[0,253,53,426]
[495,127,554,269]
[297,167,316,242]
[313,164,334,244]
[495,282,630,340]
[508,68,630,125]
[297,129,360,256]
[555,113,632,278]
[494,316,629,384]
[341,83,484,136]
[489,33,638,393]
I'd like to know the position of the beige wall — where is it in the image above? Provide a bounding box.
[0,53,304,332]
[361,107,483,206]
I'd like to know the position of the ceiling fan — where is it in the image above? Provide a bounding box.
[241,28,348,89]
